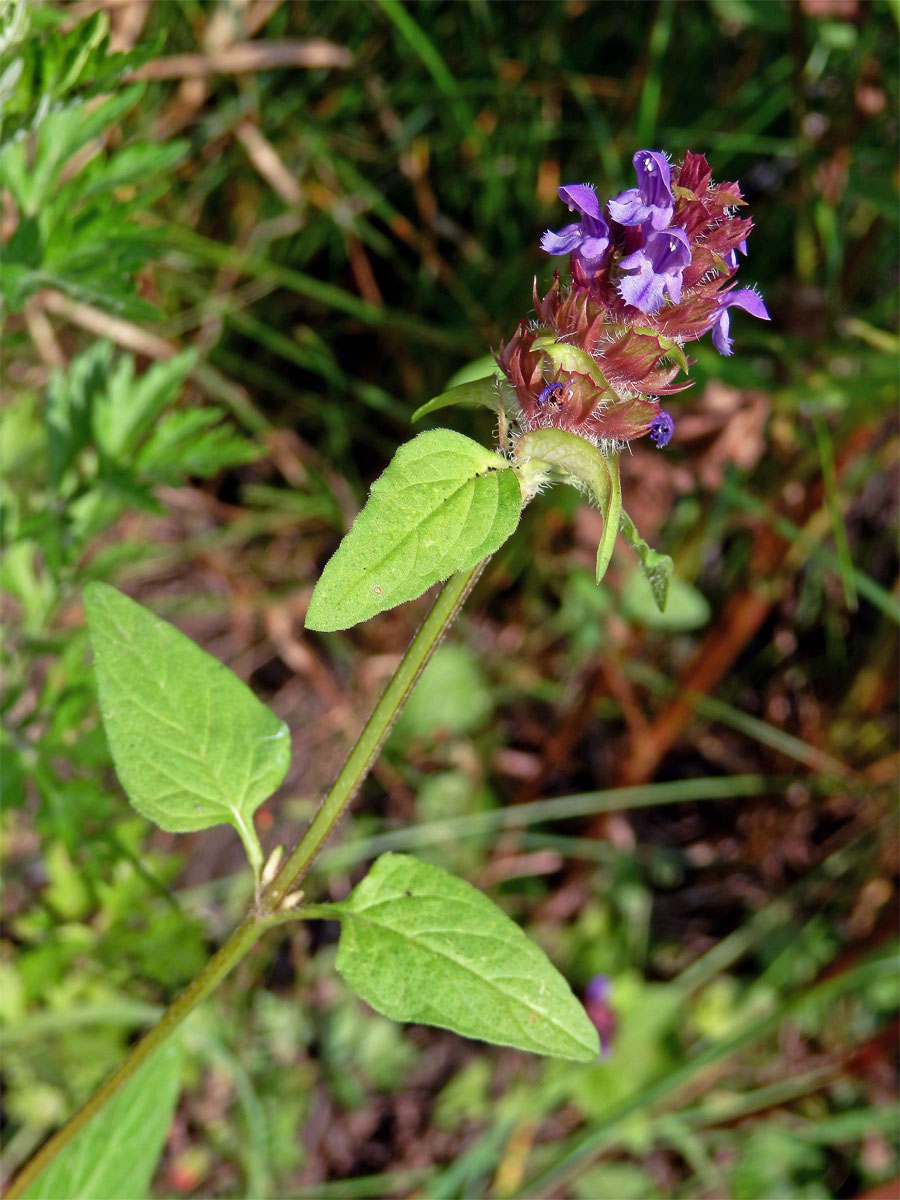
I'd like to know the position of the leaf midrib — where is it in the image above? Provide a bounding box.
[340,905,587,1049]
[329,468,503,611]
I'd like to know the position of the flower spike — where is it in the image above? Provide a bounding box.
[509,150,767,453]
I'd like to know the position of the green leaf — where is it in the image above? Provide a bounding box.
[622,569,710,631]
[92,350,196,460]
[305,430,521,632]
[21,1039,183,1200]
[595,453,621,585]
[47,341,114,487]
[618,508,674,612]
[332,853,600,1062]
[84,583,290,876]
[443,354,501,390]
[135,408,258,481]
[411,375,504,423]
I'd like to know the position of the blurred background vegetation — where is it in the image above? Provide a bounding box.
[1,0,898,1196]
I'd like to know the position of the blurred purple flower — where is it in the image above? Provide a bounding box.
[710,288,770,355]
[608,150,674,231]
[584,974,617,1056]
[618,227,691,314]
[541,184,610,272]
[649,410,674,448]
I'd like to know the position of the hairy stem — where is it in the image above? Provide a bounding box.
[7,560,487,1198]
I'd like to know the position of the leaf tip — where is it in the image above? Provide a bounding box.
[82,579,116,625]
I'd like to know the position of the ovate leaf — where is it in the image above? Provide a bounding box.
[305,430,521,632]
[618,508,674,612]
[22,1039,183,1200]
[84,583,289,876]
[333,853,600,1062]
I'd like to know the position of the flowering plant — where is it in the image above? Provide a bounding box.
[12,150,768,1199]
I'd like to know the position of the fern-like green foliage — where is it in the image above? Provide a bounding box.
[0,4,161,145]
[0,6,183,319]
[3,341,258,630]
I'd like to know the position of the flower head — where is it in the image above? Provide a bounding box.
[508,150,768,453]
[540,184,610,273]
[608,150,674,231]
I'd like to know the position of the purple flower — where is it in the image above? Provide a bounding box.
[584,975,617,1056]
[608,150,674,231]
[617,227,691,314]
[541,184,610,272]
[710,288,770,355]
[649,410,674,447]
[536,380,568,406]
[724,238,748,270]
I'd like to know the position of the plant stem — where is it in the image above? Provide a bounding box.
[4,915,266,1198]
[260,557,487,912]
[7,560,486,1198]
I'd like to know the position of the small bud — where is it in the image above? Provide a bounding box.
[260,845,285,888]
[649,410,674,448]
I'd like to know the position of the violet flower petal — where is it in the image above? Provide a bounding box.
[617,227,691,314]
[711,309,733,355]
[540,223,583,256]
[607,186,644,226]
[558,183,603,222]
[710,288,770,355]
[541,185,611,271]
[608,150,674,230]
[617,264,669,314]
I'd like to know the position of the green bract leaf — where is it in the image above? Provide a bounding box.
[84,583,290,876]
[514,429,620,583]
[634,327,689,374]
[332,853,600,1062]
[411,375,504,423]
[595,453,621,585]
[618,508,674,612]
[305,430,521,632]
[22,1040,183,1200]
[516,427,612,509]
[533,337,607,387]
